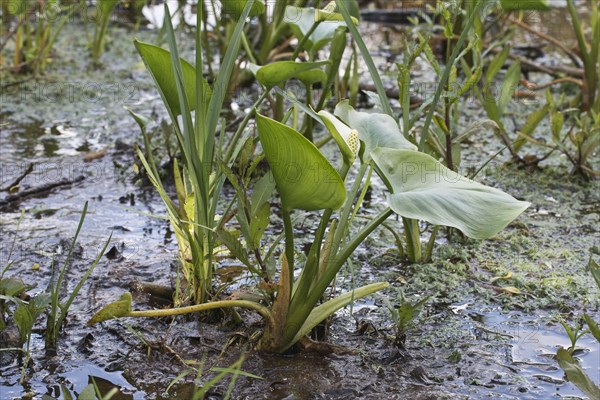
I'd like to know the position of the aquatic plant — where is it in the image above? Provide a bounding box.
[0,202,110,383]
[90,0,119,62]
[0,0,80,74]
[506,0,600,178]
[130,0,359,303]
[89,110,390,353]
[90,0,529,353]
[556,258,600,399]
[45,201,111,349]
[564,0,599,112]
[383,293,431,349]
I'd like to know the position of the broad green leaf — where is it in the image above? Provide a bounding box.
[77,384,97,400]
[250,172,275,216]
[483,97,502,123]
[0,278,27,297]
[556,348,600,399]
[14,293,50,344]
[134,40,211,116]
[318,110,360,164]
[285,6,347,54]
[87,292,133,325]
[500,0,551,11]
[249,202,270,249]
[485,46,510,83]
[256,61,330,88]
[372,148,530,240]
[256,113,345,211]
[14,305,34,344]
[220,0,265,19]
[498,61,521,113]
[217,229,252,267]
[334,100,417,162]
[295,69,328,86]
[584,314,600,342]
[291,282,388,346]
[588,258,600,289]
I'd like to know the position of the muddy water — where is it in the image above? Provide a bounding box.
[1,7,599,400]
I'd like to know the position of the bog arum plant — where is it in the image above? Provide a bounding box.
[89,104,529,353]
[90,111,390,353]
[90,0,529,354]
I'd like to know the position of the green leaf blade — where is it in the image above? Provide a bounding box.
[256,113,346,211]
[557,348,600,399]
[256,60,331,88]
[372,148,530,240]
[134,40,211,117]
[334,100,417,162]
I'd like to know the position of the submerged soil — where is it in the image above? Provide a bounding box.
[1,7,599,400]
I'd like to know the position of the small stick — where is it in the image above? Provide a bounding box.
[509,18,581,67]
[520,77,584,90]
[1,163,33,192]
[490,48,585,78]
[0,175,85,208]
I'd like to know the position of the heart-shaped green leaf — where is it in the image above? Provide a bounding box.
[0,278,27,297]
[256,60,330,88]
[134,40,211,116]
[372,148,530,239]
[221,0,266,19]
[334,100,417,162]
[256,113,345,211]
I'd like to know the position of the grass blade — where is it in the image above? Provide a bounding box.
[336,0,393,117]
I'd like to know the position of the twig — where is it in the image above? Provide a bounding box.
[359,83,423,108]
[520,77,584,90]
[495,48,584,78]
[1,163,33,192]
[509,18,582,67]
[0,175,85,209]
